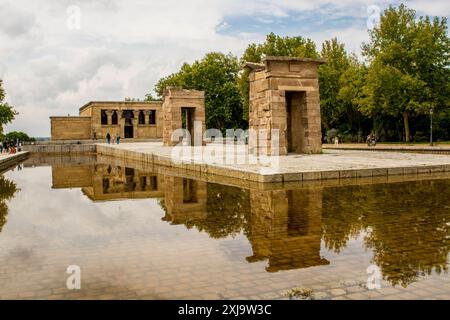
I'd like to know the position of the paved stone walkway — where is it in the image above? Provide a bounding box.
[96,142,450,182]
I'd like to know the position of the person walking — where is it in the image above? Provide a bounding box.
[115,133,120,145]
[106,132,111,144]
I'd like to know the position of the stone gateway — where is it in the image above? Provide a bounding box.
[246,56,326,155]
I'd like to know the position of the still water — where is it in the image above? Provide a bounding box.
[0,155,449,300]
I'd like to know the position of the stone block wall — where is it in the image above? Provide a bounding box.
[52,165,93,189]
[162,87,206,146]
[247,57,325,155]
[51,102,164,141]
[51,116,92,140]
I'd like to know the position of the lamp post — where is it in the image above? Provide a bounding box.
[430,108,434,146]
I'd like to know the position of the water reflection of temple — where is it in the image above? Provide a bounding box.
[161,177,207,224]
[49,160,327,272]
[159,176,329,272]
[247,189,329,272]
[82,165,164,201]
[52,163,164,201]
[38,155,450,284]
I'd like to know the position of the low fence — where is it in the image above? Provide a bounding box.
[22,144,96,154]
[323,144,450,155]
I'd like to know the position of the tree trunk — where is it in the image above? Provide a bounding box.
[403,111,410,142]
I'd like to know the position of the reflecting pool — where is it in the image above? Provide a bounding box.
[0,155,449,299]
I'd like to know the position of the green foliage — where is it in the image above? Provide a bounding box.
[241,32,319,63]
[0,176,18,233]
[318,38,351,130]
[3,131,35,142]
[238,32,319,121]
[361,4,450,141]
[144,93,159,101]
[154,52,245,129]
[147,4,449,142]
[0,80,18,135]
[322,179,450,287]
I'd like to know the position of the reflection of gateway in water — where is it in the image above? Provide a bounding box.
[49,160,329,272]
[42,156,450,284]
[246,189,329,272]
[161,177,329,272]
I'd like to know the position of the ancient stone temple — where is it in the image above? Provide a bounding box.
[51,101,163,141]
[50,87,205,143]
[162,87,206,146]
[246,56,326,155]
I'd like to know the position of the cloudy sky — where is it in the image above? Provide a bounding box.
[0,0,449,137]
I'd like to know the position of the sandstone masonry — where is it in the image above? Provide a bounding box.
[246,56,326,155]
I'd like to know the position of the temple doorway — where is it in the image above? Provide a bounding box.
[123,110,134,138]
[286,91,306,153]
[181,107,195,145]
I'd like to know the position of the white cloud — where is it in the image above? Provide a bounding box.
[0,2,37,37]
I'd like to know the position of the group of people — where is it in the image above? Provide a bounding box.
[366,133,378,146]
[0,140,21,154]
[106,133,121,145]
[332,134,378,147]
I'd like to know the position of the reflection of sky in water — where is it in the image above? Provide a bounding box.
[0,163,449,299]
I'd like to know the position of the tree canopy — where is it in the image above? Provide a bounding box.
[0,80,17,136]
[154,52,245,130]
[3,131,35,142]
[147,4,449,142]
[361,4,450,142]
[238,32,319,121]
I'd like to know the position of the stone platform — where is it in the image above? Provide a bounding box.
[96,142,450,183]
[323,143,450,154]
[0,151,30,173]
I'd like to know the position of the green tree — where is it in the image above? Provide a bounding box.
[337,56,369,137]
[144,93,159,101]
[153,52,244,130]
[4,131,35,142]
[0,80,18,135]
[318,38,351,131]
[361,4,450,142]
[239,33,319,121]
